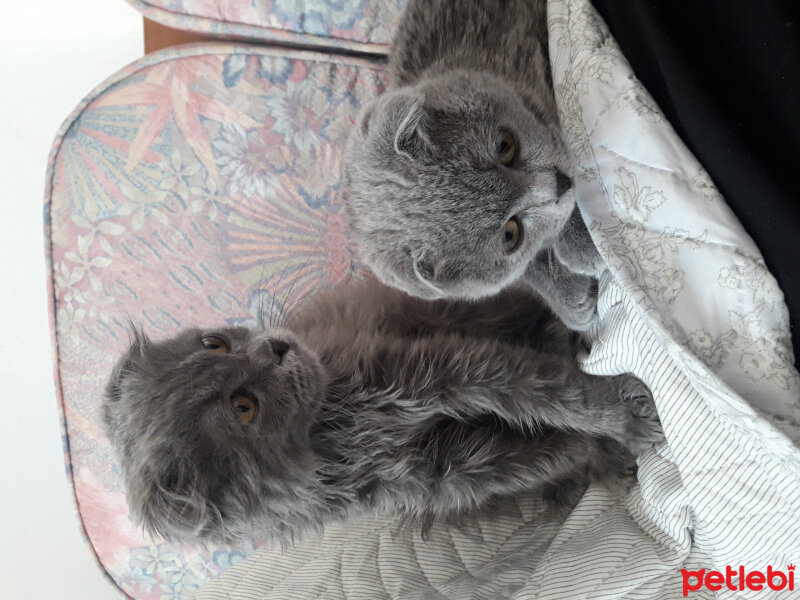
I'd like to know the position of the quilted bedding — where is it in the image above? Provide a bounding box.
[45,0,800,599]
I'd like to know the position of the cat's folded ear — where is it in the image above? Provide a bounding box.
[125,318,151,357]
[103,321,151,411]
[355,100,377,137]
[385,92,429,160]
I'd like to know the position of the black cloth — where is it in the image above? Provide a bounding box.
[590,0,800,366]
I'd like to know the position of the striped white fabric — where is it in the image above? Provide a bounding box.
[196,0,800,598]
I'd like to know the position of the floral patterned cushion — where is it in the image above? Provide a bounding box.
[127,0,407,54]
[45,43,387,599]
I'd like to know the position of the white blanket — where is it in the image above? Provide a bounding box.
[197,1,800,598]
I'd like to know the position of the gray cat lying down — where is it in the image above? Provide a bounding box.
[103,280,663,545]
[342,0,603,330]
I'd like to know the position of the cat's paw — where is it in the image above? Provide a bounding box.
[618,375,665,454]
[524,251,598,331]
[587,439,638,497]
[555,234,605,277]
[554,207,605,276]
[555,275,598,331]
[541,475,588,521]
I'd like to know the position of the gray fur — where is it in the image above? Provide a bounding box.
[341,0,603,330]
[103,281,663,545]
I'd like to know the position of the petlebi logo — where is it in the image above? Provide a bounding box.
[681,564,795,596]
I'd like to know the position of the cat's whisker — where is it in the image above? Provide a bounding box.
[273,254,307,329]
[277,251,317,328]
[256,262,269,330]
[279,289,316,329]
[269,260,293,329]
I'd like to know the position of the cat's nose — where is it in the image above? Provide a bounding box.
[556,170,573,197]
[268,339,290,363]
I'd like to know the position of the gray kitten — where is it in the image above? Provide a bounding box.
[342,0,603,330]
[103,280,663,545]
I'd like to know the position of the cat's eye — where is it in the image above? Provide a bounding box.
[231,395,257,424]
[496,130,517,166]
[503,216,523,253]
[202,335,230,354]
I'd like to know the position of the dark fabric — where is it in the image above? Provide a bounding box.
[590,0,800,366]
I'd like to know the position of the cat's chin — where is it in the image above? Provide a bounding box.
[437,274,526,301]
[382,266,526,302]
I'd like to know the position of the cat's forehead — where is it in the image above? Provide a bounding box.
[128,326,256,363]
[171,326,252,344]
[423,75,524,115]
[202,326,253,341]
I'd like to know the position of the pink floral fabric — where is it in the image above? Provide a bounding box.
[127,0,407,54]
[45,43,387,599]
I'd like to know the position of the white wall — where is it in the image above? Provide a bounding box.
[0,1,143,597]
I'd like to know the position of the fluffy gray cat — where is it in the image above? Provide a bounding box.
[342,0,603,330]
[103,280,663,545]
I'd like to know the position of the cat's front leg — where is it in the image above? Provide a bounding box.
[411,426,600,525]
[581,374,665,455]
[426,346,664,455]
[554,205,604,276]
[524,249,598,331]
[411,427,641,527]
[617,375,665,453]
